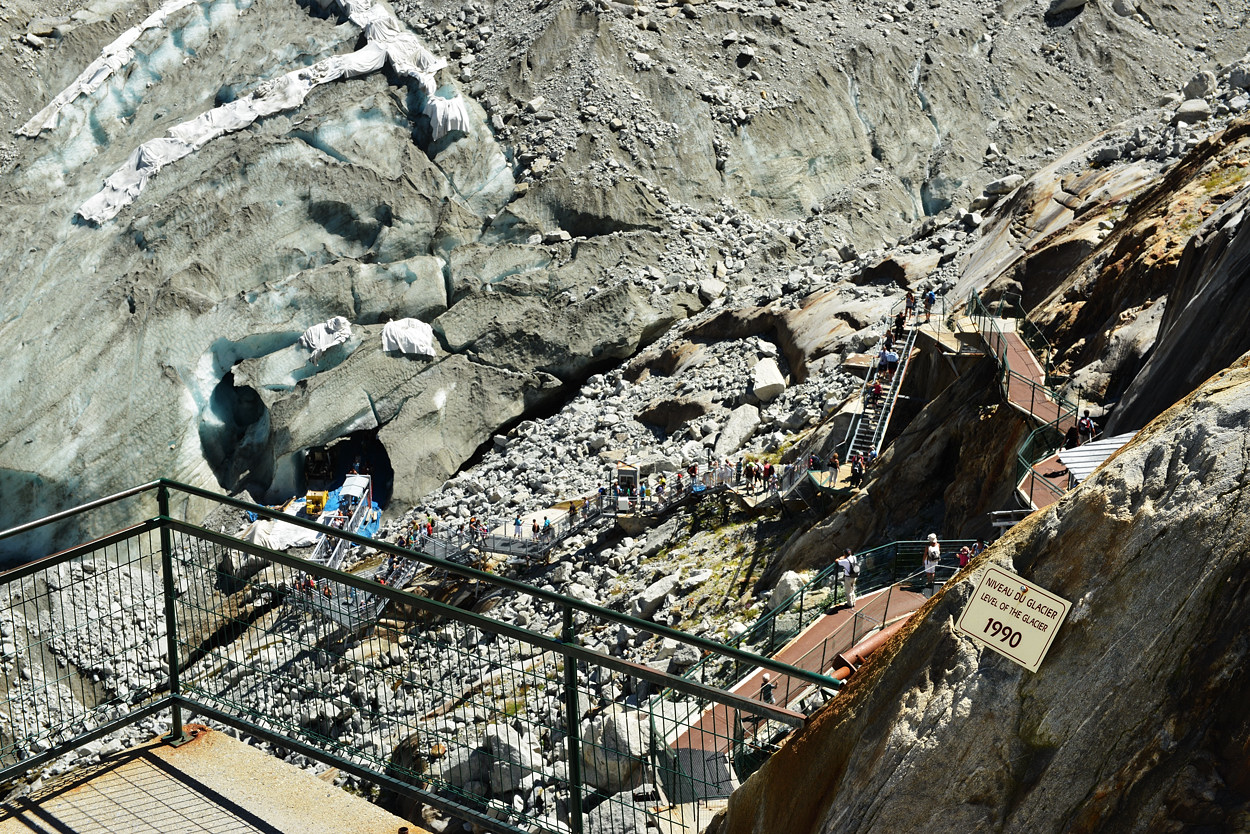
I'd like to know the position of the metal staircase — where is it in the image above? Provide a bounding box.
[846,322,920,459]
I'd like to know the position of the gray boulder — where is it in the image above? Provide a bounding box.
[1172,99,1212,124]
[984,174,1025,196]
[581,706,650,793]
[1182,70,1217,100]
[752,358,787,402]
[770,570,810,610]
[586,799,650,834]
[630,574,679,620]
[714,404,761,456]
[483,723,542,794]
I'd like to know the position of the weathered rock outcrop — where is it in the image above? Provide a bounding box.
[720,354,1250,834]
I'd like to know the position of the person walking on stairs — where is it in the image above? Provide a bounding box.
[923,289,936,323]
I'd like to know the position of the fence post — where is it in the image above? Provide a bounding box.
[158,485,189,746]
[562,605,584,834]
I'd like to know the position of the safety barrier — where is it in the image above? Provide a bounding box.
[0,481,841,834]
[967,292,1078,508]
[683,539,975,691]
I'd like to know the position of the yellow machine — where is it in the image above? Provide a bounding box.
[305,490,329,515]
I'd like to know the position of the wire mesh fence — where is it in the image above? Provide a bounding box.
[0,481,819,834]
[0,517,170,784]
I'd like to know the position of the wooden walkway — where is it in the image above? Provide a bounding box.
[997,331,1073,429]
[984,325,1076,510]
[1021,449,1068,510]
[672,584,928,754]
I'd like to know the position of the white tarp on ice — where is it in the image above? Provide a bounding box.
[425,95,471,141]
[381,318,437,356]
[75,0,469,223]
[240,505,319,550]
[341,473,371,500]
[300,316,353,362]
[19,0,200,137]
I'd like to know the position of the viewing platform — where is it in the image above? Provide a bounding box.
[0,726,421,834]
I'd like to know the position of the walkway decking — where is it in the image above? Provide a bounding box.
[1020,449,1068,510]
[974,311,1077,512]
[672,584,928,754]
[0,726,422,834]
[998,331,1074,431]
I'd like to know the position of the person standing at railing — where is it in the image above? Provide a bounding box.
[829,452,840,484]
[905,290,917,320]
[836,548,860,606]
[924,289,936,323]
[924,534,941,591]
[514,515,522,538]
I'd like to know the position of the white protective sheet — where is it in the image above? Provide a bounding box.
[381,318,437,356]
[240,505,319,550]
[74,0,468,223]
[19,0,199,137]
[425,95,471,141]
[300,316,353,362]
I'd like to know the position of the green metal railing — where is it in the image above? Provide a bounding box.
[967,292,1079,506]
[0,480,841,834]
[683,539,974,690]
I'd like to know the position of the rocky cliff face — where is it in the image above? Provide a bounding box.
[717,353,1250,834]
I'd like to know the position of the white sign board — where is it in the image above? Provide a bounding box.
[955,565,1071,673]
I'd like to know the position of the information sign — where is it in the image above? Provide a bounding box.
[955,565,1071,673]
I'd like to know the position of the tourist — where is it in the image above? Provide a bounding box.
[836,548,859,606]
[971,538,987,559]
[870,379,883,407]
[1078,410,1096,445]
[923,289,936,322]
[735,458,743,484]
[514,515,522,537]
[884,347,899,380]
[759,673,776,705]
[532,519,540,539]
[957,546,971,569]
[894,310,906,340]
[924,533,941,590]
[905,290,917,319]
[828,452,840,483]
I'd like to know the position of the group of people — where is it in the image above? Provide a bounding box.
[922,534,988,591]
[829,534,990,611]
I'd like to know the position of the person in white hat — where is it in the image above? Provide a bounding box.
[924,534,941,591]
